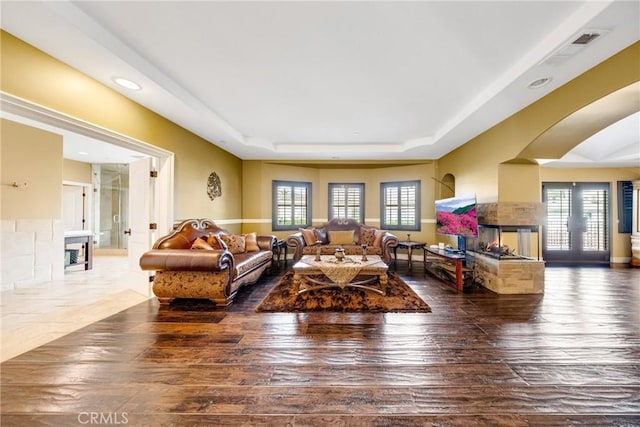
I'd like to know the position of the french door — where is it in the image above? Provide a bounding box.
[542,182,610,264]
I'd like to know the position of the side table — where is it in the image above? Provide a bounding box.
[272,240,288,271]
[64,231,94,270]
[393,241,425,272]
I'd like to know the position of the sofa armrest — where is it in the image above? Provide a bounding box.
[380,232,399,247]
[257,235,276,251]
[379,232,399,265]
[139,249,234,272]
[287,232,306,263]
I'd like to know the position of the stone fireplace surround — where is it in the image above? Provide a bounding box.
[470,202,545,294]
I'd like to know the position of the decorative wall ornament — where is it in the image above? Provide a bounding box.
[207,172,222,201]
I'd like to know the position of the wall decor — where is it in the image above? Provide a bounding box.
[207,172,222,201]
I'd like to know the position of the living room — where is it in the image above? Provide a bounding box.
[2,31,639,292]
[1,1,639,423]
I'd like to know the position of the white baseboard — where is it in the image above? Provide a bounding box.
[610,257,631,264]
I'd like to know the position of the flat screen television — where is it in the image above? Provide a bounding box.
[435,194,478,237]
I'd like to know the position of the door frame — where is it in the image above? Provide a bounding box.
[1,92,174,266]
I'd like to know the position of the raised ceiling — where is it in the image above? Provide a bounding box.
[1,1,639,165]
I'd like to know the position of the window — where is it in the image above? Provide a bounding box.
[618,181,633,233]
[381,180,420,231]
[581,187,609,251]
[544,187,572,250]
[272,180,312,230]
[328,183,364,223]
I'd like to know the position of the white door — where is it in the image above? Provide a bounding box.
[127,157,154,295]
[62,185,85,231]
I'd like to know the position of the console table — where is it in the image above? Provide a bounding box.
[64,231,94,270]
[423,246,471,291]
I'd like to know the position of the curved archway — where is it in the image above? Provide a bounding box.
[517,82,640,162]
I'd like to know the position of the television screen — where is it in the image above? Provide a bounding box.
[435,194,478,236]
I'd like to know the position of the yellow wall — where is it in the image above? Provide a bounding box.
[1,31,243,227]
[1,119,63,220]
[498,163,541,202]
[242,161,438,243]
[62,159,92,184]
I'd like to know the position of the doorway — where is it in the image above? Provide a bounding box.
[542,182,611,264]
[2,93,174,295]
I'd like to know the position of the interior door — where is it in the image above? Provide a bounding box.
[542,182,610,264]
[62,184,85,231]
[127,157,154,295]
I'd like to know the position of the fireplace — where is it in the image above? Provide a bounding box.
[468,225,541,260]
[468,203,545,294]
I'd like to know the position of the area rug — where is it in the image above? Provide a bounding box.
[256,271,431,313]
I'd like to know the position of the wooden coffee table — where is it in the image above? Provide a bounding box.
[292,254,389,295]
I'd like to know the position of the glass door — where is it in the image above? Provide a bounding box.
[542,182,610,264]
[92,164,130,250]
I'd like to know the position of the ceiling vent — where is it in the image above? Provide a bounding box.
[539,29,608,66]
[572,32,601,45]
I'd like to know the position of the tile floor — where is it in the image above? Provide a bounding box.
[0,256,150,362]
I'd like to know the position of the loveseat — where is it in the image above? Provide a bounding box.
[139,218,275,306]
[287,218,399,265]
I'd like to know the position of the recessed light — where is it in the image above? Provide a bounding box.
[78,151,89,156]
[112,77,141,91]
[528,77,552,89]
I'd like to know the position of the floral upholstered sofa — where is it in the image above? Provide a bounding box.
[139,218,275,306]
[287,218,398,265]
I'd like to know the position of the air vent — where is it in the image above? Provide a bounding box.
[572,32,600,45]
[538,28,608,66]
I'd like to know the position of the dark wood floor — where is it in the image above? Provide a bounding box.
[2,262,640,426]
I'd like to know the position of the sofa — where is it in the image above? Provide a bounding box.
[287,218,399,265]
[139,218,275,306]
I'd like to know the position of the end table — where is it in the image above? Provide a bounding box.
[393,241,425,272]
[272,240,288,271]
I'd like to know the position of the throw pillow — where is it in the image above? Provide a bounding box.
[328,230,355,245]
[206,233,226,250]
[373,230,387,247]
[359,227,376,246]
[243,232,260,252]
[220,234,246,254]
[299,228,318,246]
[191,237,214,250]
[314,228,329,244]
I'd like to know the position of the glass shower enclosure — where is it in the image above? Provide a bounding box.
[92,164,129,250]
